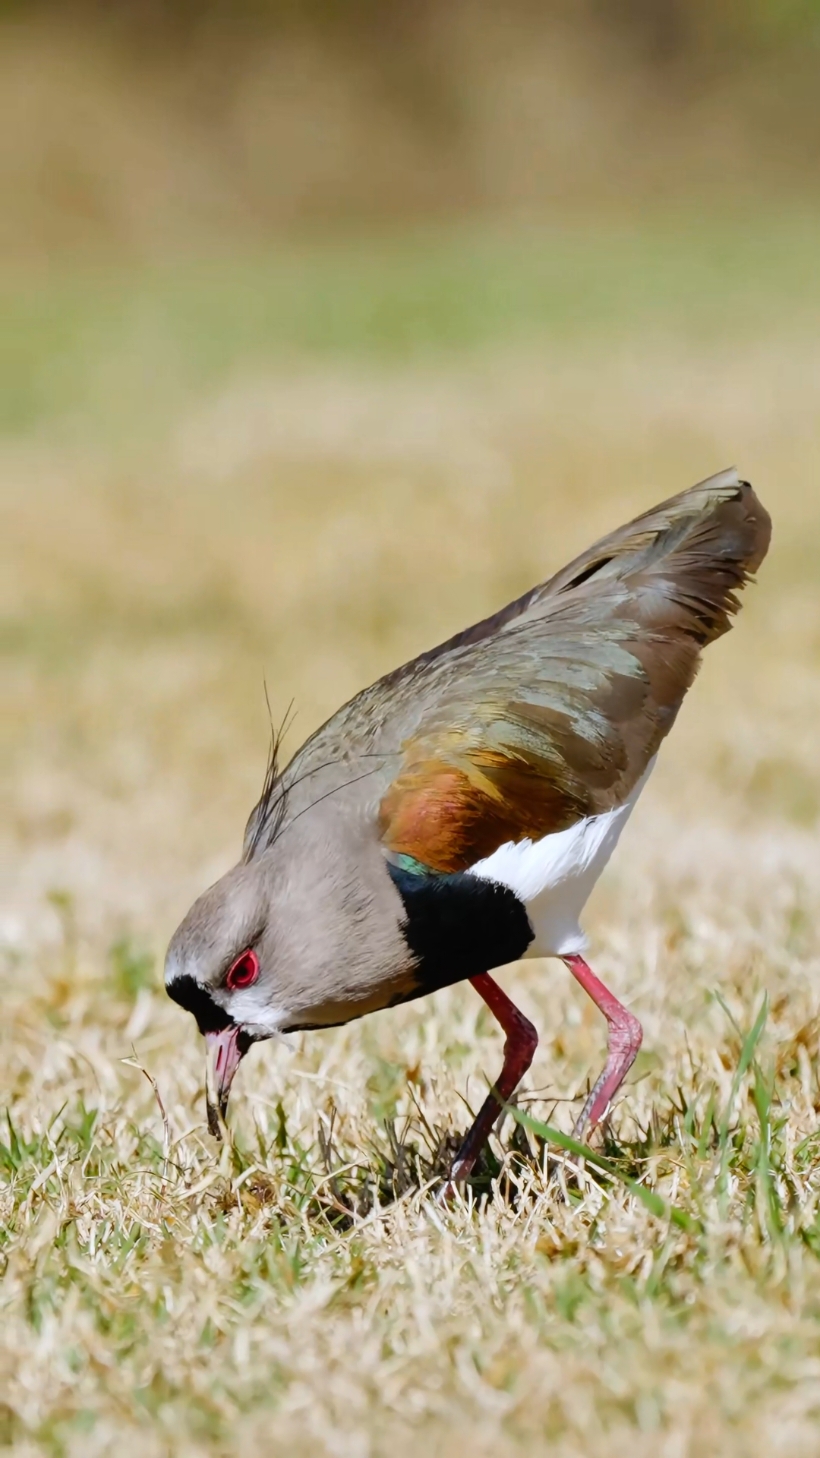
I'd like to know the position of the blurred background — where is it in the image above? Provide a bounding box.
[3,8,820,1450]
[1,0,819,993]
[3,0,820,257]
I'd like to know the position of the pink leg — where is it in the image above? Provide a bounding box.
[449,973,538,1184]
[564,954,642,1138]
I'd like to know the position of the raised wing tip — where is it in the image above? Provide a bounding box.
[691,466,770,572]
[693,465,743,495]
[694,465,761,506]
[691,464,767,516]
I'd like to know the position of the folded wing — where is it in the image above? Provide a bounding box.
[246,468,770,874]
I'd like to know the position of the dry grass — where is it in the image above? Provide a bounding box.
[2,228,820,1456]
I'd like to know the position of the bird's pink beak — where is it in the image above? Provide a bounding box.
[204,1027,245,1138]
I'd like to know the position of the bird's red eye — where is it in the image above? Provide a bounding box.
[226,949,260,990]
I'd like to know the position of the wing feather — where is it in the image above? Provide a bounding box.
[245,469,770,872]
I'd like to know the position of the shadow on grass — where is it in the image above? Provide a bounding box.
[211,987,820,1263]
[217,1088,692,1230]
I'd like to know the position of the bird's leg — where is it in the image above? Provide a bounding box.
[563,954,642,1140]
[448,972,538,1185]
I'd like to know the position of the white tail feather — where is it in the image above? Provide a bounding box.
[469,761,655,956]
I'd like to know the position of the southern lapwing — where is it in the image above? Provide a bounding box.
[165,469,770,1182]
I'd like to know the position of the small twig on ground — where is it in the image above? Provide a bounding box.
[122,1049,171,1198]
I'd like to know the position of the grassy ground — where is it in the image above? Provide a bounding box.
[2,213,820,1457]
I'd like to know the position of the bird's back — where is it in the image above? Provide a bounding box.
[246,469,771,870]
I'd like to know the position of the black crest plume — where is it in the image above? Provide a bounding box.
[242,695,294,860]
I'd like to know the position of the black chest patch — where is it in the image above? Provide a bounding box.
[388,863,534,1000]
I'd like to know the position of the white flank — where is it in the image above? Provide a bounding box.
[469,759,655,957]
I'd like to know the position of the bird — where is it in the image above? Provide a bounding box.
[165,468,770,1184]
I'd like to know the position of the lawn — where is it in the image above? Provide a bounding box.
[2,211,820,1457]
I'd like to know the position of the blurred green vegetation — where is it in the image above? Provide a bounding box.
[4,213,820,440]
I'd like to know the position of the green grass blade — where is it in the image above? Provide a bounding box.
[509,1107,700,1234]
[752,1063,785,1244]
[716,993,769,1212]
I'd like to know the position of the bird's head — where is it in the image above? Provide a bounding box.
[165,799,414,1136]
[164,858,285,1136]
